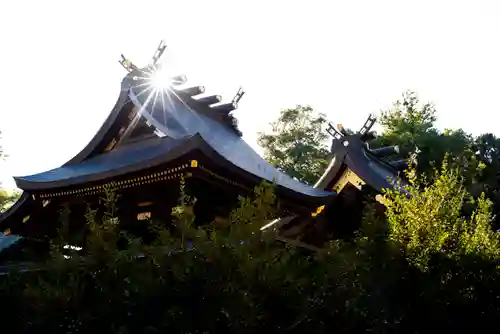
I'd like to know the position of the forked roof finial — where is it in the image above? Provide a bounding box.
[326,122,344,140]
[327,114,377,142]
[232,87,245,105]
[150,40,167,66]
[357,114,376,137]
[119,54,139,73]
[119,40,167,72]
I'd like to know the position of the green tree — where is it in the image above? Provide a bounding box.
[467,133,500,226]
[376,161,500,331]
[0,189,15,213]
[258,105,331,185]
[383,159,500,269]
[373,91,500,229]
[378,90,437,142]
[472,133,500,194]
[374,91,474,176]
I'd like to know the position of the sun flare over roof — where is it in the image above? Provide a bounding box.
[147,65,187,94]
[118,40,239,140]
[150,66,173,89]
[120,40,181,98]
[119,40,189,121]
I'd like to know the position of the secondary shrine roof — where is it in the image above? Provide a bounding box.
[344,145,405,192]
[315,132,408,193]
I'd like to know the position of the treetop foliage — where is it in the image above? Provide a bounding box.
[384,158,500,270]
[378,90,437,139]
[257,105,331,185]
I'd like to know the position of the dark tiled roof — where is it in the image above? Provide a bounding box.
[14,136,193,189]
[316,134,407,193]
[126,76,334,197]
[14,130,334,198]
[14,66,334,197]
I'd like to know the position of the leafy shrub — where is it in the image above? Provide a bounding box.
[384,160,500,268]
[2,164,500,332]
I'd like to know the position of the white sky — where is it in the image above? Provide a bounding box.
[0,0,499,190]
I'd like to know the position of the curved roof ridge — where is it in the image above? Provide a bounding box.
[64,74,135,165]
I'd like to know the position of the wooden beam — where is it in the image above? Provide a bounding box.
[210,102,237,114]
[196,95,222,105]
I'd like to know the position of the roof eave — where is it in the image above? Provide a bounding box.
[13,134,206,191]
[192,134,336,205]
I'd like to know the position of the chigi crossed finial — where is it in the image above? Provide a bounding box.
[357,114,376,137]
[326,114,408,171]
[150,40,167,66]
[232,87,245,105]
[326,114,377,141]
[326,122,344,140]
[117,41,243,136]
[119,54,138,73]
[119,40,168,72]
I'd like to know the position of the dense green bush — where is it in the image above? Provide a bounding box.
[1,181,332,333]
[2,165,500,332]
